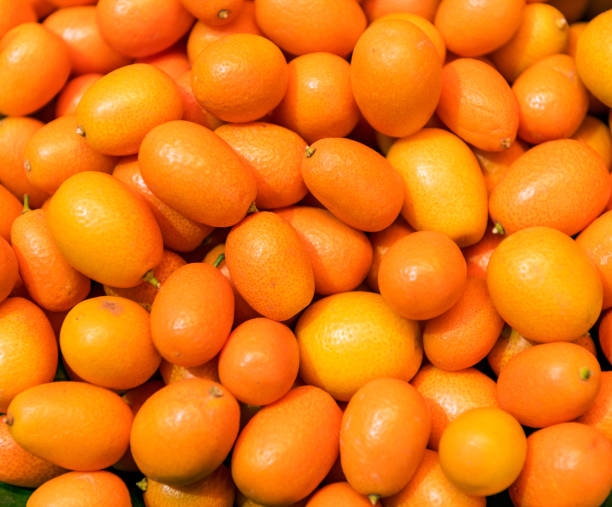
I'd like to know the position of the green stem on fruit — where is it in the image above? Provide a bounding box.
[22,194,30,214]
[75,126,86,137]
[217,8,230,19]
[142,270,160,289]
[368,494,380,506]
[492,222,505,235]
[212,253,225,268]
[136,478,148,492]
[580,367,592,381]
[247,202,259,214]
[305,146,316,158]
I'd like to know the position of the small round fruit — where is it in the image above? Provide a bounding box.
[0,297,57,412]
[6,381,133,471]
[46,171,163,288]
[496,342,601,428]
[438,407,527,496]
[150,262,234,367]
[231,386,342,506]
[192,34,288,123]
[60,296,161,390]
[378,231,467,320]
[130,379,240,486]
[296,291,422,401]
[76,63,183,156]
[486,226,603,342]
[340,378,431,498]
[509,423,612,507]
[218,318,299,406]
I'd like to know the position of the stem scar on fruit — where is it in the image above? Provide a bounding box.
[218,9,230,19]
[76,126,86,137]
[492,222,505,235]
[305,146,316,158]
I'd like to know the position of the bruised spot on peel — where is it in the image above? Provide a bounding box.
[101,300,123,315]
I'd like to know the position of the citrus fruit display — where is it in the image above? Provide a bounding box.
[1,2,612,506]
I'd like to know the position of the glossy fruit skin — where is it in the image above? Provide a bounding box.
[76,64,184,156]
[423,277,504,371]
[575,9,612,107]
[215,122,307,210]
[492,3,569,82]
[231,386,342,506]
[0,415,64,488]
[112,157,212,253]
[350,18,442,138]
[600,309,612,365]
[143,464,235,507]
[0,184,22,242]
[55,73,102,117]
[254,0,366,57]
[301,137,404,232]
[366,218,413,292]
[378,231,467,321]
[386,128,488,247]
[362,0,440,22]
[139,120,256,228]
[0,117,48,209]
[434,0,524,57]
[412,365,499,450]
[437,58,519,151]
[24,115,115,195]
[486,227,603,342]
[0,237,18,304]
[384,449,486,507]
[46,171,164,288]
[378,13,446,62]
[96,0,194,58]
[490,139,609,236]
[513,54,588,144]
[306,482,375,507]
[509,423,612,507]
[276,206,373,295]
[0,0,36,39]
[272,52,360,143]
[225,212,315,322]
[340,378,431,498]
[43,6,130,75]
[27,471,131,507]
[131,379,240,486]
[0,298,57,412]
[577,370,612,441]
[186,2,262,63]
[218,318,299,406]
[0,23,70,116]
[7,381,132,471]
[440,408,526,497]
[11,208,90,312]
[60,296,161,390]
[150,262,234,367]
[576,210,612,309]
[104,249,186,311]
[296,291,422,401]
[496,342,601,428]
[463,228,504,279]
[192,34,288,123]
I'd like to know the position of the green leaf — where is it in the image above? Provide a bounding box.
[0,481,33,507]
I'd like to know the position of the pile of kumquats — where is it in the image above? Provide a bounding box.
[2,0,612,505]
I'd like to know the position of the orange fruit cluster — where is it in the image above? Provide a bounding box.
[1,1,612,506]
